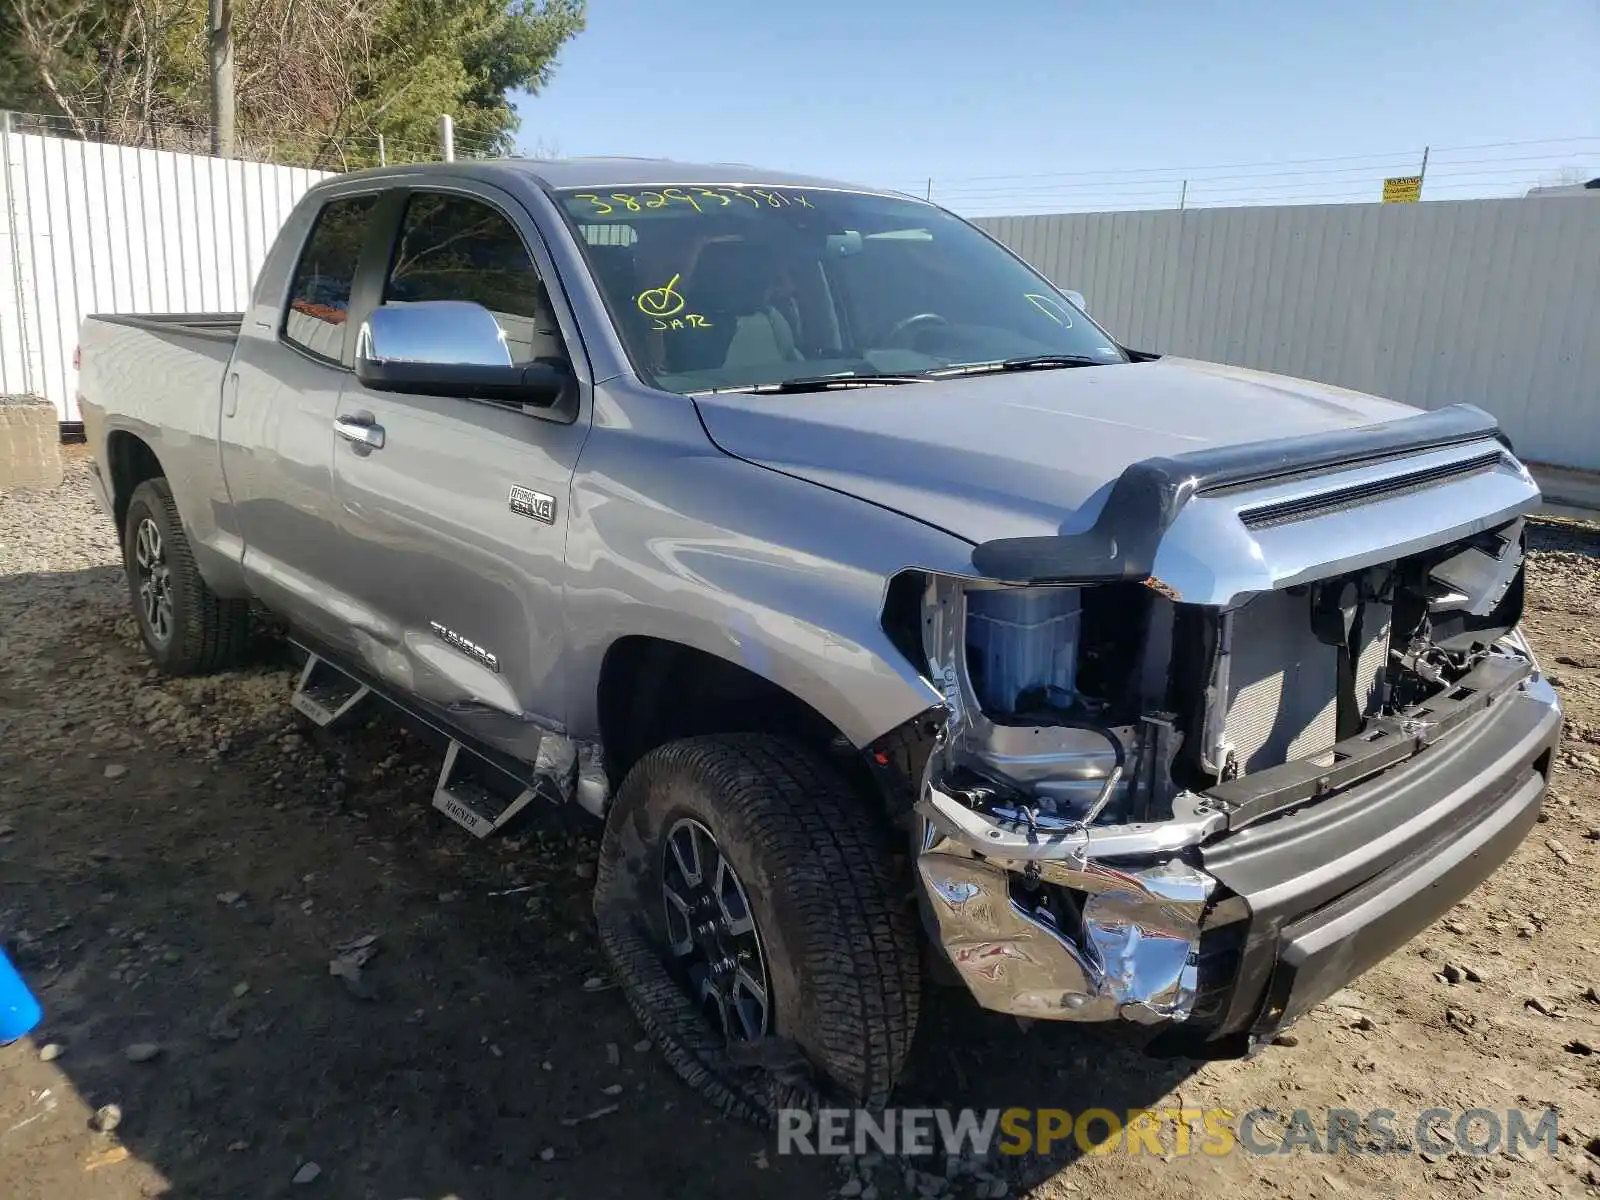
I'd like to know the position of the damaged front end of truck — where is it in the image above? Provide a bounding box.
[882,403,1563,1052]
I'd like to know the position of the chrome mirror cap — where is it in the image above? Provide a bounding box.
[356,300,512,369]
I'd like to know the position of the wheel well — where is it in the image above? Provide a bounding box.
[105,431,163,540]
[597,636,862,787]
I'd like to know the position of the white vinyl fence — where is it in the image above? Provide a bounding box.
[0,119,331,422]
[975,197,1600,473]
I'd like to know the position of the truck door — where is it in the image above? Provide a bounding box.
[220,186,388,650]
[327,184,590,758]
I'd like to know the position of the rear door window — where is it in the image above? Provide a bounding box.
[283,195,376,362]
[382,192,566,366]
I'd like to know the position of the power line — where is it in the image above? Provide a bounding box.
[897,134,1599,191]
[958,177,1580,215]
[919,150,1600,200]
[933,166,1596,207]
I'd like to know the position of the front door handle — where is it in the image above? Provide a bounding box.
[334,415,385,450]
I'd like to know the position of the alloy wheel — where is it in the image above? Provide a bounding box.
[133,517,174,645]
[660,816,772,1042]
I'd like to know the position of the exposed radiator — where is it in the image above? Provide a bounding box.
[1223,586,1392,774]
[1354,598,1393,716]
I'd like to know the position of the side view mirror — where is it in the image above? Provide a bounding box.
[1063,289,1087,313]
[355,300,574,420]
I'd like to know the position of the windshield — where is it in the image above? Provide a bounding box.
[555,185,1126,393]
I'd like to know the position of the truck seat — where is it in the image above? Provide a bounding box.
[670,240,803,375]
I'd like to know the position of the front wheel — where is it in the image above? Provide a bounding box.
[594,734,920,1124]
[122,478,252,675]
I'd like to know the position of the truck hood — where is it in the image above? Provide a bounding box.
[693,357,1423,544]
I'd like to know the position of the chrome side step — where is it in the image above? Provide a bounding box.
[290,653,371,728]
[432,741,540,839]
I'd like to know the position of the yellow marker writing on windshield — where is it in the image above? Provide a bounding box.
[576,189,814,215]
[661,188,702,212]
[637,274,686,318]
[650,314,714,331]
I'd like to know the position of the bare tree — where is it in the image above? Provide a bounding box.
[8,0,199,145]
[208,0,233,156]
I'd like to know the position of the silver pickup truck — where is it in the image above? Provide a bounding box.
[77,159,1562,1123]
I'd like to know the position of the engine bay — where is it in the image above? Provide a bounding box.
[910,514,1531,834]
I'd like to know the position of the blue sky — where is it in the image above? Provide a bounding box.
[511,0,1599,215]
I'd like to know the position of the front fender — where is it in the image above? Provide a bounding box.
[562,391,971,747]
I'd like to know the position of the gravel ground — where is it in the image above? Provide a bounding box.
[2,451,1598,1200]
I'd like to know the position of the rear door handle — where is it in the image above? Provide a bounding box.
[334,415,385,450]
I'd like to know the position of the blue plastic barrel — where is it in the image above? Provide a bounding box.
[0,948,42,1044]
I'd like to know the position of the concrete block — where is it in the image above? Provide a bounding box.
[0,396,63,493]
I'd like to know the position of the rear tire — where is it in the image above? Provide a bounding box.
[594,733,920,1125]
[122,478,252,675]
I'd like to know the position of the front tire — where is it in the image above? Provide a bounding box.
[594,734,920,1124]
[122,478,251,675]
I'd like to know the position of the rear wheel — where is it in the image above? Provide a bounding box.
[122,478,252,675]
[594,733,920,1124]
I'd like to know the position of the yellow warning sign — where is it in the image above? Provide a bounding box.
[1382,175,1423,204]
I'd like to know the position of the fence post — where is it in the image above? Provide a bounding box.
[1,109,32,398]
[0,110,11,398]
[439,115,455,162]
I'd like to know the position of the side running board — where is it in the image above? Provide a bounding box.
[431,741,541,838]
[290,652,371,728]
[288,645,565,839]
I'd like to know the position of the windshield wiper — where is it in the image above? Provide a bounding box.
[933,355,1103,377]
[706,372,934,395]
[1001,354,1102,370]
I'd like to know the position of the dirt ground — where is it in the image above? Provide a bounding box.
[2,450,1598,1200]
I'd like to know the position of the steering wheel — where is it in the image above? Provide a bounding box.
[884,312,950,348]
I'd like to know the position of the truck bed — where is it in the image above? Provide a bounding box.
[76,311,247,559]
[78,313,242,437]
[90,312,244,341]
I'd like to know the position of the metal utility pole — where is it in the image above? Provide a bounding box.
[1419,145,1430,196]
[207,0,234,157]
[439,115,455,162]
[925,178,933,200]
[1179,179,1188,210]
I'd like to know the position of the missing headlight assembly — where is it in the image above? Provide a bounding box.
[895,570,1222,1022]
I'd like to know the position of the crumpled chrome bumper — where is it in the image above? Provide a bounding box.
[912,638,1559,1029]
[915,780,1215,1023]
